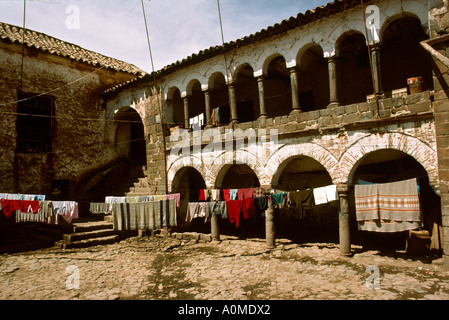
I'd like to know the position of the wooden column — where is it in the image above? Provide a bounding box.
[204,89,212,128]
[183,95,190,130]
[370,43,383,95]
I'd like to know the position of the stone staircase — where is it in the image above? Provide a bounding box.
[111,165,151,197]
[55,218,119,250]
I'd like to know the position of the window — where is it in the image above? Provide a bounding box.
[16,92,53,153]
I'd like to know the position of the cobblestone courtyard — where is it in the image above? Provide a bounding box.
[1,234,449,301]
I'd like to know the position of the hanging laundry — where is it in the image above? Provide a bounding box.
[254,196,269,217]
[229,189,238,200]
[313,185,339,205]
[208,201,228,219]
[52,201,79,224]
[253,187,266,198]
[89,203,113,215]
[106,196,126,204]
[288,190,314,219]
[198,189,209,201]
[226,200,244,228]
[210,189,221,201]
[186,202,209,223]
[222,189,231,202]
[165,193,181,207]
[15,201,57,225]
[0,199,40,218]
[242,198,255,220]
[112,199,177,231]
[238,188,254,200]
[270,192,286,206]
[355,178,423,233]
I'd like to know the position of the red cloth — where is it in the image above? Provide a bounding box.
[238,188,254,200]
[226,200,243,228]
[199,189,206,201]
[225,198,254,228]
[242,198,255,219]
[222,189,231,202]
[1,199,40,218]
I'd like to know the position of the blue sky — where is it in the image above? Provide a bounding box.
[0,0,331,72]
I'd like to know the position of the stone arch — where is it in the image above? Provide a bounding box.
[379,11,427,42]
[167,155,205,193]
[267,142,339,187]
[339,132,439,187]
[210,149,268,188]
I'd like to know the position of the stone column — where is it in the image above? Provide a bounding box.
[228,83,238,124]
[289,67,301,113]
[183,95,190,130]
[204,89,212,128]
[370,43,383,95]
[211,210,220,242]
[265,197,275,249]
[257,76,267,120]
[338,184,351,256]
[327,56,340,108]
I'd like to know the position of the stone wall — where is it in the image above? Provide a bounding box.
[429,0,449,269]
[0,41,138,202]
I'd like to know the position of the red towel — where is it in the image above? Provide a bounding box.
[238,188,254,200]
[1,199,40,218]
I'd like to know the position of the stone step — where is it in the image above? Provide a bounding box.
[63,229,118,242]
[56,235,119,250]
[72,221,114,233]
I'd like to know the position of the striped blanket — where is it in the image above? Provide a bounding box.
[112,199,177,231]
[355,178,423,233]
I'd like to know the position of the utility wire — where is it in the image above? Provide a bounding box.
[19,0,26,92]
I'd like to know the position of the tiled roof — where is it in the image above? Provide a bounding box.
[0,21,145,76]
[103,0,366,95]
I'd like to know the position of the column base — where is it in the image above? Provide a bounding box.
[327,102,340,108]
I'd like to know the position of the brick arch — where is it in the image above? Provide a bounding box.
[209,149,269,188]
[167,155,205,193]
[339,132,439,186]
[267,142,339,186]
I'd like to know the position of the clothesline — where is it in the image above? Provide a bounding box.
[0,198,79,225]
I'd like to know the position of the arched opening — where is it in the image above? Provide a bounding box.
[381,15,433,94]
[166,87,184,129]
[215,164,263,238]
[273,155,337,243]
[336,32,373,105]
[234,64,259,123]
[171,167,207,230]
[187,80,206,130]
[209,72,230,125]
[114,107,146,166]
[297,44,330,111]
[264,56,292,118]
[349,149,442,255]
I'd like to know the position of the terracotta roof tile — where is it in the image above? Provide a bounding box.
[0,21,145,76]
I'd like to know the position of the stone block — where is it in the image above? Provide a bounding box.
[360,111,374,121]
[407,100,431,114]
[307,110,320,120]
[343,113,361,124]
[201,234,212,242]
[319,108,332,117]
[333,105,346,116]
[345,103,358,114]
[357,102,369,112]
[381,98,393,110]
[379,110,391,118]
[434,100,449,113]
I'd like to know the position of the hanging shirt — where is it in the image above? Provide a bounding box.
[222,189,231,202]
[254,196,269,217]
[165,193,181,207]
[186,202,209,223]
[226,200,244,228]
[288,190,314,219]
[52,201,79,224]
[210,189,221,201]
[242,198,255,220]
[208,201,228,219]
[270,193,285,205]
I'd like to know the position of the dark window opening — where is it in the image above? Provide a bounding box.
[299,90,315,112]
[16,92,53,153]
